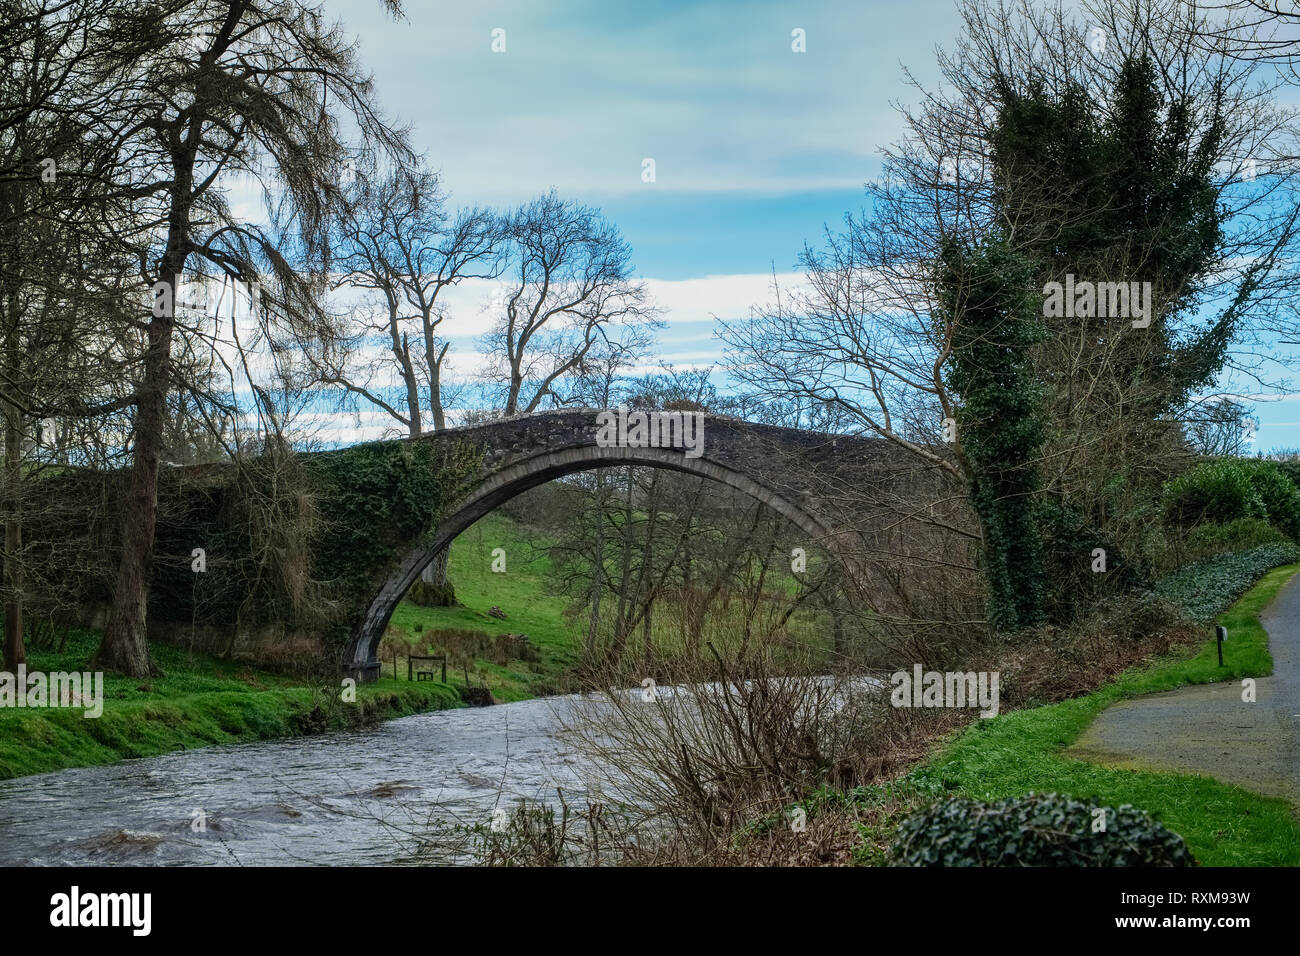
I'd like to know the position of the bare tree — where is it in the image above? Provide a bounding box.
[486,191,660,416]
[0,0,157,668]
[1183,395,1257,456]
[319,164,501,435]
[722,0,1300,628]
[89,0,414,677]
[1184,1,1300,81]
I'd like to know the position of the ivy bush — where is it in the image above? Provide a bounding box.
[1037,499,1151,623]
[31,437,483,653]
[1155,543,1300,621]
[890,792,1194,867]
[299,438,481,642]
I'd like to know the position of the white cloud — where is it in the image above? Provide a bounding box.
[330,0,950,202]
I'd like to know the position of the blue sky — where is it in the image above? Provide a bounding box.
[333,0,917,277]
[315,0,1300,451]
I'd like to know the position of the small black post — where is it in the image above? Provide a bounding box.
[441,656,447,684]
[1216,625,1227,667]
[407,656,412,682]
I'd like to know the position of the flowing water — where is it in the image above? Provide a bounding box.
[0,694,599,866]
[0,677,880,866]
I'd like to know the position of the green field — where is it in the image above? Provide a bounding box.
[384,511,582,700]
[384,509,838,697]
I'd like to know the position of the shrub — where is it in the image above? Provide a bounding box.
[990,592,1192,710]
[1155,543,1300,621]
[1245,462,1300,539]
[1163,459,1300,540]
[1272,458,1300,490]
[561,640,939,855]
[890,792,1193,866]
[1037,500,1150,624]
[1183,517,1285,560]
[1162,460,1266,528]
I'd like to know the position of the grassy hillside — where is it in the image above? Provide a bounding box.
[383,511,583,701]
[386,508,842,698]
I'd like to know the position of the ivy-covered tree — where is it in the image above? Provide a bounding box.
[992,52,1231,423]
[939,237,1047,630]
[987,46,1255,609]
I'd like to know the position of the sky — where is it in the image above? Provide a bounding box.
[302,0,1300,451]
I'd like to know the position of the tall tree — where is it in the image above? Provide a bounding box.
[0,0,153,668]
[92,0,412,676]
[723,0,1300,629]
[319,164,501,435]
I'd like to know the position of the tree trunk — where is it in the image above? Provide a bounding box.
[505,368,522,417]
[409,548,457,607]
[3,404,24,670]
[610,467,636,662]
[429,356,446,431]
[422,312,448,431]
[390,312,421,436]
[585,471,605,657]
[94,262,180,677]
[642,600,653,667]
[633,472,659,664]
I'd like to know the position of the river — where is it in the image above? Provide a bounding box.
[0,694,597,866]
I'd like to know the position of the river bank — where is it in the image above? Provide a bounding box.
[0,629,461,780]
[0,692,582,865]
[843,561,1300,866]
[0,513,581,781]
[3,564,1296,865]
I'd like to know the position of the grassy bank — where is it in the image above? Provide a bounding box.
[385,511,581,700]
[0,511,581,779]
[888,563,1300,866]
[0,630,459,780]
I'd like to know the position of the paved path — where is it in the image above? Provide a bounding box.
[1067,575,1300,804]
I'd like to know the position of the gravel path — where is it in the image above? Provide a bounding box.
[1067,575,1300,804]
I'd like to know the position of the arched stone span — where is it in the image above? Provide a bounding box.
[343,441,848,680]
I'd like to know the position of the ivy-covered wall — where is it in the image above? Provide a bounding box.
[28,437,483,659]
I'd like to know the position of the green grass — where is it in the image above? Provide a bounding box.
[0,629,459,780]
[383,512,581,701]
[388,511,842,698]
[899,562,1300,866]
[0,511,561,779]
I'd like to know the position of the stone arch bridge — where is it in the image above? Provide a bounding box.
[340,409,907,681]
[51,409,930,680]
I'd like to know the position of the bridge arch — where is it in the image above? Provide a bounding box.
[343,442,843,680]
